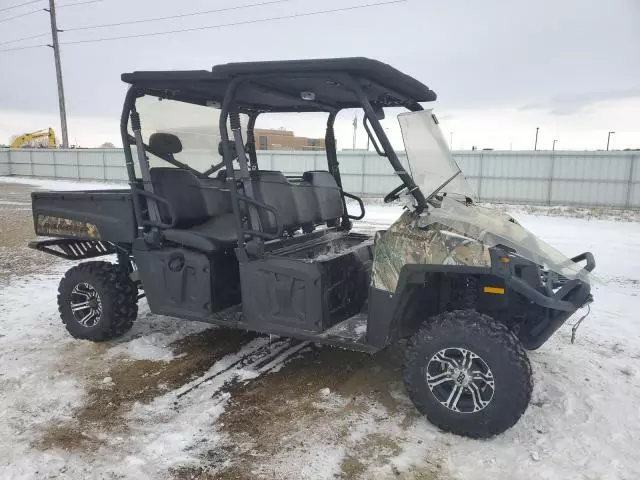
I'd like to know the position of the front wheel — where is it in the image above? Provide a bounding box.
[58,261,138,341]
[403,310,532,438]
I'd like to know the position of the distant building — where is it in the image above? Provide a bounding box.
[254,128,325,151]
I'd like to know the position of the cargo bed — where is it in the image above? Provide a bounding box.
[31,189,137,243]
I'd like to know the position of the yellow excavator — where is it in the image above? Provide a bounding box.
[10,128,57,148]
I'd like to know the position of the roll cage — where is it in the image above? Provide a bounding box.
[120,57,437,259]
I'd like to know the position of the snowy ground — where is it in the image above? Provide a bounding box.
[1,177,639,480]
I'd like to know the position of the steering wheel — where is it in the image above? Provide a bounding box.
[384,183,408,203]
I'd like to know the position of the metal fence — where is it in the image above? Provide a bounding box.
[1,148,638,208]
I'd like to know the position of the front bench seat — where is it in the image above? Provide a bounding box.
[149,167,239,252]
[303,171,345,223]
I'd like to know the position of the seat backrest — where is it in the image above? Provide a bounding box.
[303,171,345,224]
[249,171,298,234]
[216,170,299,234]
[289,179,319,231]
[198,177,233,217]
[149,167,208,228]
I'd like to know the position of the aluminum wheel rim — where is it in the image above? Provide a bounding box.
[70,282,102,327]
[426,347,495,413]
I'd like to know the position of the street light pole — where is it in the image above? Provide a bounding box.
[449,131,453,150]
[607,131,615,151]
[552,139,557,151]
[534,127,539,151]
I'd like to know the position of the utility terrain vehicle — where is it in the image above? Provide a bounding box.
[30,58,595,438]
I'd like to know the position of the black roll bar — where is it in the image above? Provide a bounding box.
[120,87,145,230]
[219,77,252,255]
[246,113,259,171]
[363,115,386,157]
[325,111,352,229]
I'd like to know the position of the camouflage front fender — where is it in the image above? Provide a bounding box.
[371,211,491,293]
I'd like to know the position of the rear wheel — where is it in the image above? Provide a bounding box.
[403,310,532,438]
[58,261,138,341]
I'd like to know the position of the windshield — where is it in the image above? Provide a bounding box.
[398,109,474,199]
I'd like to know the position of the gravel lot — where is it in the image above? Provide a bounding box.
[0,183,58,283]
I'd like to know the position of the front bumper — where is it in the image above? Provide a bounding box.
[494,250,595,349]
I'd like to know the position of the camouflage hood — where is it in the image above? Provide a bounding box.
[372,197,591,293]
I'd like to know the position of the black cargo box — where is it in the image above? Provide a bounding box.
[31,189,137,243]
[240,233,373,334]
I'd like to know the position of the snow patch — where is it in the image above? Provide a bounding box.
[106,333,178,362]
[0,175,125,191]
[1,200,640,478]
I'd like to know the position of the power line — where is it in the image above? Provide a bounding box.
[0,0,41,13]
[61,0,407,45]
[58,0,103,8]
[0,0,407,52]
[0,0,287,46]
[0,0,102,24]
[0,43,44,52]
[0,32,49,47]
[64,0,290,32]
[0,6,43,23]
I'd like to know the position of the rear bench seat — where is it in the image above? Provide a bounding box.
[149,167,346,252]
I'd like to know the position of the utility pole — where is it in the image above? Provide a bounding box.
[534,127,539,151]
[46,0,69,148]
[607,131,615,151]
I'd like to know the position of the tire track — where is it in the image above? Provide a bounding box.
[174,337,311,401]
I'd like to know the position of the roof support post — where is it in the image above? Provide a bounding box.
[338,74,427,212]
[246,113,259,171]
[119,87,145,231]
[120,87,140,186]
[130,106,162,226]
[219,78,260,260]
[325,111,351,230]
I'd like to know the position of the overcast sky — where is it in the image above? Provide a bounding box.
[0,0,638,150]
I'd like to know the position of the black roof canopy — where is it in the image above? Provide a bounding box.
[121,57,436,112]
